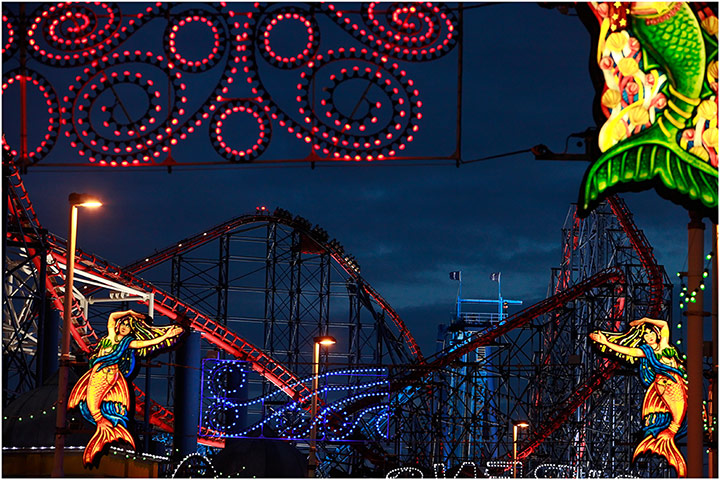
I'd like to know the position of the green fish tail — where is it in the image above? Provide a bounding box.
[580,122,718,213]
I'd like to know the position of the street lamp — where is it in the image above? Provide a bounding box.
[308,335,336,477]
[512,420,529,479]
[53,193,102,477]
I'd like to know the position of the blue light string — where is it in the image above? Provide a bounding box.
[201,362,392,440]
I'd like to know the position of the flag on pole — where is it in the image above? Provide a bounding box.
[449,271,462,281]
[490,272,501,282]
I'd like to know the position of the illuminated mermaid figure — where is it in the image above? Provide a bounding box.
[68,310,184,466]
[590,317,688,477]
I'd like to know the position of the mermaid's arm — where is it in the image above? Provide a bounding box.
[589,331,645,357]
[129,325,184,349]
[107,310,143,336]
[630,317,671,346]
[630,317,669,330]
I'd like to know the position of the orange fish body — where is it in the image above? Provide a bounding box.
[633,369,688,476]
[633,344,688,477]
[68,336,136,466]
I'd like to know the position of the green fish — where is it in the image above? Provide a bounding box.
[580,2,718,216]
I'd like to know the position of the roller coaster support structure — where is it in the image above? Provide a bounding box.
[174,331,202,460]
[687,211,705,477]
[529,198,673,477]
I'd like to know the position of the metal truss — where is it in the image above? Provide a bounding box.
[528,198,674,478]
[5,152,681,477]
[3,159,48,403]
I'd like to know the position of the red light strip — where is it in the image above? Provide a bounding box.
[45,245,314,404]
[606,195,665,318]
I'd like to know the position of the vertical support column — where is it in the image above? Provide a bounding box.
[35,231,54,387]
[168,256,182,407]
[318,253,330,336]
[217,234,230,326]
[687,211,705,478]
[710,223,718,478]
[2,137,10,408]
[263,222,277,397]
[288,231,302,371]
[174,331,201,460]
[347,281,361,369]
[38,302,61,386]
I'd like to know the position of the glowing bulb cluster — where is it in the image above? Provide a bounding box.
[1,70,60,162]
[292,47,422,160]
[164,10,227,72]
[257,7,320,69]
[210,100,271,162]
[26,2,149,67]
[2,10,16,59]
[322,2,459,62]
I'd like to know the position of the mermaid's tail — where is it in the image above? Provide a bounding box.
[580,120,718,215]
[633,428,686,477]
[83,417,135,467]
[68,369,92,409]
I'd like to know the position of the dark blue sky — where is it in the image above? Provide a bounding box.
[5,2,713,354]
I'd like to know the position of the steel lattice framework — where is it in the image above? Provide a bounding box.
[2,2,462,168]
[5,150,681,477]
[527,198,674,478]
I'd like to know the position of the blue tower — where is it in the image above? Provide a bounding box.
[436,271,522,465]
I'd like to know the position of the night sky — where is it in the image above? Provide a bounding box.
[4,2,714,355]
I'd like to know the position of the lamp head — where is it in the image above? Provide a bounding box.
[69,193,102,208]
[314,335,337,346]
[513,420,530,428]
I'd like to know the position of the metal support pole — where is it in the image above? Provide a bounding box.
[687,211,705,478]
[308,341,320,478]
[513,424,518,479]
[143,362,151,452]
[38,302,60,386]
[52,205,78,477]
[710,223,718,478]
[173,331,201,460]
[143,298,154,452]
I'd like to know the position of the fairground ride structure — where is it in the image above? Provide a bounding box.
[4,154,681,477]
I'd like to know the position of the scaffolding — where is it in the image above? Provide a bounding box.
[528,199,674,477]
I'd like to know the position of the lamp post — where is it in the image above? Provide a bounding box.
[512,420,529,479]
[308,335,336,478]
[52,193,102,477]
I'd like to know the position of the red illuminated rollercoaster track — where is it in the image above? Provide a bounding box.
[6,159,423,438]
[6,157,664,462]
[330,198,664,466]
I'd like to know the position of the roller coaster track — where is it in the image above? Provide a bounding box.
[606,195,665,318]
[6,162,99,351]
[318,267,626,471]
[5,161,177,433]
[45,244,314,401]
[119,210,424,363]
[6,153,665,464]
[332,196,665,468]
[6,160,422,447]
